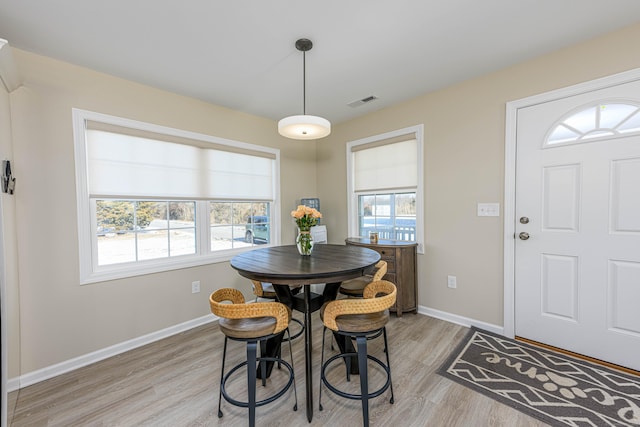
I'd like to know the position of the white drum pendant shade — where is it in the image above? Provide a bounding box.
[279,38,330,141]
[278,114,331,140]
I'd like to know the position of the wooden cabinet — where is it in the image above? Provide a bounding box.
[345,237,417,316]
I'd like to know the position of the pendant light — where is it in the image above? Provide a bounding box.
[278,38,331,140]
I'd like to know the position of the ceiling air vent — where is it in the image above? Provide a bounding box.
[347,95,378,108]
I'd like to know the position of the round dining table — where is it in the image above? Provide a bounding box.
[230,243,380,422]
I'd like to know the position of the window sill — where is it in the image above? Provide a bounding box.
[80,246,268,285]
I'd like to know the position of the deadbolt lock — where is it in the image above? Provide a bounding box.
[520,217,530,224]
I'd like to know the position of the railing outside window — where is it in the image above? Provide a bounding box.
[358,192,416,242]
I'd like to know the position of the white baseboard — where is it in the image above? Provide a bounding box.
[418,305,504,336]
[9,314,217,392]
[9,306,502,392]
[7,377,18,393]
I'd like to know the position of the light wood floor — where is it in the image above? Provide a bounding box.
[7,313,549,426]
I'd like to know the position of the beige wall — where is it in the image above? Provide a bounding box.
[1,76,21,381]
[318,22,640,326]
[9,50,317,375]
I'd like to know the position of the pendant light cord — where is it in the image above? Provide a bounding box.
[302,49,306,115]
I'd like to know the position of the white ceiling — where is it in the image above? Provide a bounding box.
[1,1,640,125]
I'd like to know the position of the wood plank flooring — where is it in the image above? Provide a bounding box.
[8,313,549,426]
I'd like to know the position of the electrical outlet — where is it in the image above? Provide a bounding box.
[191,281,201,294]
[447,275,457,289]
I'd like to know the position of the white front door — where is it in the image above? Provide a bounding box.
[515,78,640,371]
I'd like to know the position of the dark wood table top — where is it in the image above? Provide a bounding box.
[230,244,380,286]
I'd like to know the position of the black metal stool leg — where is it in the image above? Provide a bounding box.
[356,335,370,427]
[218,337,228,418]
[383,327,394,403]
[259,340,268,386]
[319,327,327,411]
[247,340,258,427]
[286,328,298,411]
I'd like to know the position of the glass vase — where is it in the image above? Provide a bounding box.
[296,229,314,256]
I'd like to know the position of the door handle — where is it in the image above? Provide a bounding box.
[519,232,530,240]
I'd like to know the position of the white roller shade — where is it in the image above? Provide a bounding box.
[353,138,417,192]
[203,149,273,199]
[87,130,274,200]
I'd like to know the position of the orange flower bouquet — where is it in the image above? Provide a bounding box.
[291,205,322,255]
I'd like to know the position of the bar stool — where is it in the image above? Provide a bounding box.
[319,280,396,427]
[251,280,304,340]
[337,261,389,349]
[210,288,297,427]
[339,260,387,298]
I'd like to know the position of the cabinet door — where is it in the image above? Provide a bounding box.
[375,248,396,273]
[396,246,417,312]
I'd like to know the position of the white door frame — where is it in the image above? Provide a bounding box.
[0,195,7,427]
[503,67,640,338]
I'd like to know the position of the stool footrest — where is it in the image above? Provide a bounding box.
[221,356,295,409]
[320,352,391,401]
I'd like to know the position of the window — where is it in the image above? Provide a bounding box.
[546,102,640,146]
[96,200,197,265]
[210,201,270,248]
[347,125,424,253]
[73,109,280,284]
[358,193,417,241]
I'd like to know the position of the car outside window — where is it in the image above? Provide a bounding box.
[245,215,270,244]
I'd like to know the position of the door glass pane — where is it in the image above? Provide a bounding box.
[619,111,640,134]
[564,106,596,133]
[548,125,580,145]
[599,104,637,128]
[546,103,640,146]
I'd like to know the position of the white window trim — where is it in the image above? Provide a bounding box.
[73,108,281,284]
[346,124,424,254]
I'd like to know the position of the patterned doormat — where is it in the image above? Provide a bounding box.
[438,327,640,426]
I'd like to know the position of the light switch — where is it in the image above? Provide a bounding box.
[477,203,500,217]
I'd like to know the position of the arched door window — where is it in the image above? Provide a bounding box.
[545,102,640,146]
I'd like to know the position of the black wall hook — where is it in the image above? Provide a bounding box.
[2,160,16,194]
